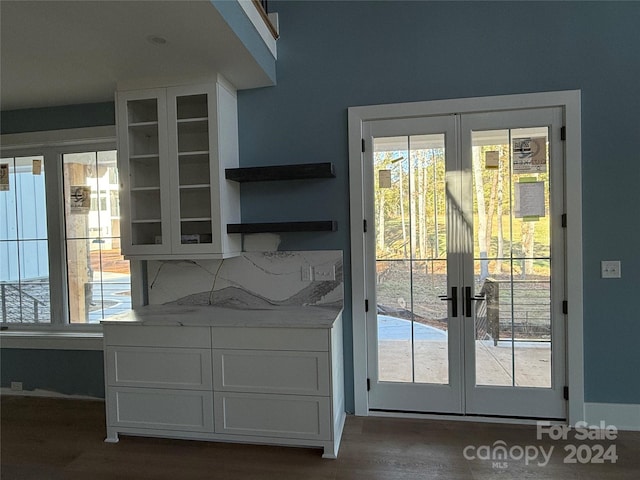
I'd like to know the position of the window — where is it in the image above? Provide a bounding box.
[0,130,131,327]
[63,151,130,324]
[0,155,51,323]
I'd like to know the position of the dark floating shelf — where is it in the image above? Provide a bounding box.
[225,162,335,182]
[227,221,337,234]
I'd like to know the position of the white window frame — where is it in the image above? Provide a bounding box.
[0,127,144,345]
[348,91,584,425]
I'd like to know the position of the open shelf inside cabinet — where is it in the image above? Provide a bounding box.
[129,156,161,189]
[176,94,208,119]
[176,93,209,153]
[127,98,158,123]
[177,122,209,153]
[131,222,162,246]
[130,190,162,223]
[128,123,160,157]
[180,187,211,219]
[180,220,213,244]
[178,152,211,186]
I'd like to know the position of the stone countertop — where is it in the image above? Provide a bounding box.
[101,304,343,328]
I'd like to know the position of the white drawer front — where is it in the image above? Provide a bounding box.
[214,350,329,395]
[104,325,211,348]
[109,388,214,432]
[106,347,212,389]
[212,327,328,351]
[214,392,331,440]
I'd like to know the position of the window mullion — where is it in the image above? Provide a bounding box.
[43,148,69,326]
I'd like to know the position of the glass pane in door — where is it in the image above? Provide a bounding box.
[471,128,552,388]
[374,134,448,384]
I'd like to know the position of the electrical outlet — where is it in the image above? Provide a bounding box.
[301,266,313,282]
[601,260,621,279]
[313,265,336,281]
[10,381,23,391]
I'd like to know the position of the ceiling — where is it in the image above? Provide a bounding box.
[0,0,274,111]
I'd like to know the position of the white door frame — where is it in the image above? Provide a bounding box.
[348,90,584,424]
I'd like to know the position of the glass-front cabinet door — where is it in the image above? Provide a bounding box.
[116,80,241,260]
[167,85,216,256]
[117,88,171,256]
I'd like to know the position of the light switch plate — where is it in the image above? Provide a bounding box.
[301,266,313,282]
[313,265,336,281]
[601,260,621,278]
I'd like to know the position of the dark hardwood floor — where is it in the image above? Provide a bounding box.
[2,395,639,479]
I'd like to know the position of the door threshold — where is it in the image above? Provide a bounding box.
[369,409,566,425]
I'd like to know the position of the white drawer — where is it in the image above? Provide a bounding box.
[213,350,329,395]
[104,325,211,348]
[106,346,212,389]
[214,392,331,440]
[212,327,328,351]
[108,387,214,432]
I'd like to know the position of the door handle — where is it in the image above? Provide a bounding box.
[464,286,485,317]
[438,286,458,317]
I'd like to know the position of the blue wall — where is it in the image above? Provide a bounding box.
[236,1,640,409]
[0,349,105,398]
[2,1,639,409]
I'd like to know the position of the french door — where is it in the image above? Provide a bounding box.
[364,107,566,419]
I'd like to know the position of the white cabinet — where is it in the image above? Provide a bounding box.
[104,326,214,435]
[103,314,345,458]
[214,392,332,441]
[108,388,214,433]
[212,327,333,443]
[212,349,330,395]
[106,346,213,389]
[116,79,241,259]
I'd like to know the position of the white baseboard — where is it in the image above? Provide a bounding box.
[584,402,640,431]
[0,387,103,401]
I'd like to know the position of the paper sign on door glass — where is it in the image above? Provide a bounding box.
[485,151,499,169]
[379,169,392,188]
[70,186,92,214]
[515,180,545,219]
[513,137,547,173]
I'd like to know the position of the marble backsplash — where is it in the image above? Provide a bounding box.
[147,250,343,309]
